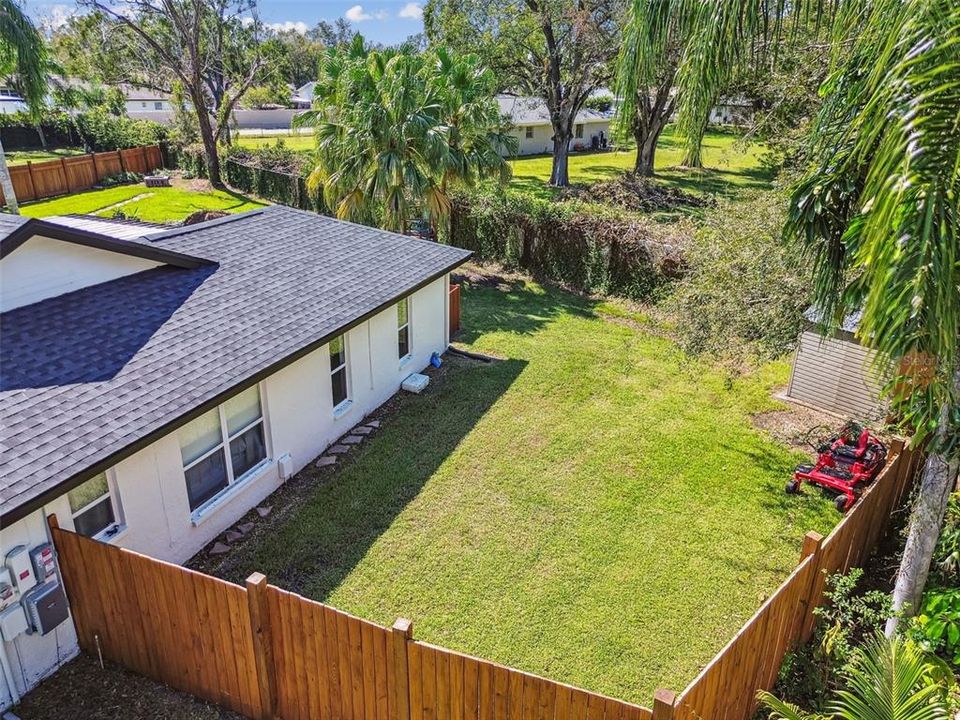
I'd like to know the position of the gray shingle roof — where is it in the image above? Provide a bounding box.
[0,205,470,523]
[497,94,611,127]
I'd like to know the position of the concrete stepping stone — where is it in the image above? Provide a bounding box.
[225,530,244,543]
[328,444,351,454]
[342,435,364,445]
[351,425,374,435]
[238,522,255,535]
[209,542,230,555]
[366,420,381,428]
[315,455,338,467]
[256,505,272,518]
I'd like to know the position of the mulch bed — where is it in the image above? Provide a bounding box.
[13,652,242,720]
[558,172,712,213]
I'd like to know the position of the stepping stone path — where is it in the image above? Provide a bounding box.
[209,542,230,555]
[256,505,272,518]
[225,530,244,543]
[316,455,337,467]
[367,420,381,428]
[238,522,255,535]
[328,444,351,454]
[342,435,364,445]
[351,425,374,435]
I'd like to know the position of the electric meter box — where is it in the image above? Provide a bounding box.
[0,569,16,612]
[22,581,69,636]
[0,604,28,641]
[5,546,37,594]
[30,543,57,584]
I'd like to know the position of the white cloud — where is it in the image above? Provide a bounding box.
[265,20,309,34]
[344,5,388,22]
[41,3,77,31]
[398,2,423,19]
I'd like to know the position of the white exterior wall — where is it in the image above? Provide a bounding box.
[506,120,612,156]
[0,274,450,709]
[126,99,173,113]
[127,108,307,130]
[0,236,160,313]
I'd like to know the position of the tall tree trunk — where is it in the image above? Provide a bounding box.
[886,368,960,636]
[634,117,666,177]
[192,92,223,188]
[549,135,571,186]
[0,138,20,214]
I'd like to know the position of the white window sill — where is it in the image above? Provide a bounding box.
[96,523,129,544]
[399,353,413,370]
[333,399,353,419]
[190,459,273,527]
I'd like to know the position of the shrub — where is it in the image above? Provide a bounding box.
[667,191,809,367]
[72,109,168,151]
[447,184,689,301]
[0,110,78,149]
[584,94,614,113]
[99,171,143,187]
[222,143,324,212]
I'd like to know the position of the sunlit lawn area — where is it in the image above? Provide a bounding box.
[509,126,772,200]
[202,272,836,705]
[20,184,265,223]
[234,132,315,152]
[5,147,87,165]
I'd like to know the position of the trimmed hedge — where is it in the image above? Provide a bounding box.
[222,145,325,213]
[447,186,689,300]
[0,109,167,152]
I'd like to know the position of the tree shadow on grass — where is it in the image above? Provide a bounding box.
[205,353,528,600]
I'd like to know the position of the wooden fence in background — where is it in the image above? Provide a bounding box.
[50,518,651,720]
[0,145,163,205]
[662,439,922,720]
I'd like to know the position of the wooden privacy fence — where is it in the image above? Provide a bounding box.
[0,145,163,205]
[49,517,651,720]
[663,439,922,720]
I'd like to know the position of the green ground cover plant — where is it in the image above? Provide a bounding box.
[203,273,838,703]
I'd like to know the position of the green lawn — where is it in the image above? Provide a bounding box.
[234,132,315,152]
[5,147,87,165]
[510,126,772,200]
[203,273,836,704]
[20,184,265,223]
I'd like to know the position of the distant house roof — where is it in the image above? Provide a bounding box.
[803,306,863,334]
[293,81,317,105]
[496,94,611,127]
[0,206,471,524]
[120,84,171,102]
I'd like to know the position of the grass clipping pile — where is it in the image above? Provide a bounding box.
[558,172,712,213]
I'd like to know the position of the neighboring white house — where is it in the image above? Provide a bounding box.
[121,84,175,113]
[291,81,316,109]
[0,207,470,709]
[497,95,613,156]
[708,95,755,126]
[0,94,26,115]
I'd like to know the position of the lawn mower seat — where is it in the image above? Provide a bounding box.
[833,428,870,461]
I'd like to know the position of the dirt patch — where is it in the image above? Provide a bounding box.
[14,652,241,720]
[751,400,843,459]
[558,172,712,213]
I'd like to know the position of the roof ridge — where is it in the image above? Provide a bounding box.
[142,207,268,242]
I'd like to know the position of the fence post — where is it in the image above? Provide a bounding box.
[246,573,276,720]
[390,618,414,720]
[798,531,824,644]
[117,149,126,173]
[651,689,676,720]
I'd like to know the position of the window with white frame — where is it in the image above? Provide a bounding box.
[575,123,584,139]
[525,126,534,139]
[68,473,120,538]
[329,334,349,409]
[154,101,163,110]
[397,297,411,360]
[178,385,266,511]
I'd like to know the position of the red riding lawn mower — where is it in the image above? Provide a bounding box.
[786,422,887,512]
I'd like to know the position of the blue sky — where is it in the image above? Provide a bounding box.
[29,1,426,46]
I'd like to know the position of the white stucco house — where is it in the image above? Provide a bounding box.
[497,94,613,156]
[121,84,175,113]
[0,207,470,709]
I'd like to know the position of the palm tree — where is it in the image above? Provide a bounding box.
[758,635,951,720]
[295,38,513,233]
[0,0,49,214]
[620,0,959,628]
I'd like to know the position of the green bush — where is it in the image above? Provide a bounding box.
[223,143,324,212]
[0,110,78,148]
[447,184,687,301]
[667,191,809,366]
[72,109,168,151]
